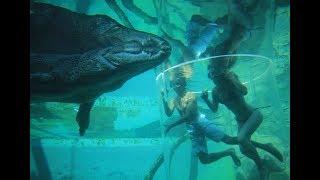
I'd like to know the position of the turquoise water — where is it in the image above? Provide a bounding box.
[30,0,290,180]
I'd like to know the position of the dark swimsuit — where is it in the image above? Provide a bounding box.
[213,85,254,123]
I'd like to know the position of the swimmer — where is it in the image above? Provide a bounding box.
[207,0,267,75]
[161,72,241,170]
[202,71,283,180]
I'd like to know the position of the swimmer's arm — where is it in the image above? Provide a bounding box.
[239,84,248,95]
[161,92,175,117]
[204,98,218,112]
[165,111,191,133]
[202,90,219,112]
[165,100,197,134]
[165,118,186,134]
[163,99,175,117]
[230,74,248,96]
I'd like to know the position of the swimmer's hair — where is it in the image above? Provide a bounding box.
[190,14,211,26]
[216,71,246,89]
[226,71,238,79]
[171,68,187,80]
[168,68,187,85]
[215,15,228,25]
[209,69,236,80]
[207,56,237,79]
[227,55,237,69]
[169,64,193,80]
[216,70,235,79]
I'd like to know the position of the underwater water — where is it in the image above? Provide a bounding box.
[30,0,290,180]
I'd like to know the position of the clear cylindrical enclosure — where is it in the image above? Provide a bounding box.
[156,55,287,180]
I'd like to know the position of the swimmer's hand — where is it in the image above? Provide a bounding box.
[144,173,152,180]
[164,125,170,135]
[163,122,172,135]
[161,90,165,97]
[201,90,209,100]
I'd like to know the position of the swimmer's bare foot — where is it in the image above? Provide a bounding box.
[259,166,269,180]
[144,173,152,180]
[265,143,283,162]
[228,148,241,166]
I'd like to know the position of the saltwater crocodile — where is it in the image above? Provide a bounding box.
[30,2,171,136]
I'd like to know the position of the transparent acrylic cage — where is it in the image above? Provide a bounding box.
[156,55,286,180]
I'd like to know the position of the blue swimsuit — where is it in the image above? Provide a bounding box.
[186,113,225,155]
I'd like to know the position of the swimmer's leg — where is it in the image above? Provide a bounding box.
[198,149,241,166]
[237,110,267,179]
[221,136,283,162]
[200,120,240,166]
[221,135,238,144]
[251,141,283,162]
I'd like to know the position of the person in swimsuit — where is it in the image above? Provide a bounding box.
[161,72,241,171]
[206,0,268,77]
[201,70,283,180]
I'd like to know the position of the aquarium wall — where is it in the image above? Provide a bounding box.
[31,138,167,180]
[30,0,290,180]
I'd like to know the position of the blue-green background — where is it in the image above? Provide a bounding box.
[30,1,290,179]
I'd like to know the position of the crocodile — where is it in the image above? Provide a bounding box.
[30,2,171,136]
